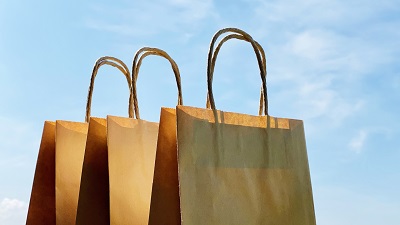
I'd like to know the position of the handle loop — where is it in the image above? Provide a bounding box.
[86,56,134,122]
[132,47,183,119]
[206,33,267,115]
[207,28,268,116]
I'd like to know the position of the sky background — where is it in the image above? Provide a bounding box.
[0,0,399,224]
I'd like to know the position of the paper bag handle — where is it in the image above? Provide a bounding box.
[207,28,268,115]
[86,56,134,123]
[132,47,183,119]
[206,33,267,115]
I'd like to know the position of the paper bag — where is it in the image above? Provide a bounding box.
[75,57,133,225]
[137,49,182,225]
[28,57,121,225]
[26,121,56,225]
[177,28,316,225]
[55,120,88,225]
[148,30,267,225]
[108,47,182,225]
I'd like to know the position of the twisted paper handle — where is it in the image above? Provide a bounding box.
[207,28,268,115]
[85,56,134,122]
[206,33,267,115]
[132,47,183,119]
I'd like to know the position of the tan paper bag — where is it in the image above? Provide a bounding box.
[27,57,125,225]
[55,120,88,225]
[177,28,316,225]
[143,49,184,224]
[56,56,133,225]
[27,59,114,225]
[75,57,133,225]
[108,47,182,225]
[26,121,56,225]
[148,30,267,225]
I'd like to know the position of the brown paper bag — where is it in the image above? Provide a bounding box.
[108,47,182,225]
[55,120,88,225]
[27,57,128,225]
[27,60,111,225]
[75,57,133,225]
[55,57,130,225]
[148,30,267,225]
[177,28,316,225]
[26,121,56,225]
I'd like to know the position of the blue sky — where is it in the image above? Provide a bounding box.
[1,0,399,224]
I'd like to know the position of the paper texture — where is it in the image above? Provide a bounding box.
[177,105,316,225]
[107,115,159,225]
[55,120,88,225]
[26,121,56,225]
[76,117,109,225]
[148,108,181,225]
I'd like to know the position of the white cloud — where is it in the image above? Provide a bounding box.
[0,198,27,225]
[291,78,365,126]
[85,0,216,38]
[244,0,399,129]
[168,0,214,22]
[288,31,332,60]
[85,20,147,37]
[254,0,398,28]
[349,130,368,153]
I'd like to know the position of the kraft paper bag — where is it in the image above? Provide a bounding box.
[27,57,121,225]
[27,58,120,225]
[75,57,133,225]
[148,30,267,225]
[108,47,182,225]
[148,108,181,225]
[177,28,316,225]
[26,121,56,225]
[55,120,88,225]
[75,117,108,225]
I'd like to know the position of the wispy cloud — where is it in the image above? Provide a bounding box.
[348,130,368,153]
[241,0,400,132]
[286,30,335,61]
[254,0,399,29]
[0,198,27,225]
[84,0,216,38]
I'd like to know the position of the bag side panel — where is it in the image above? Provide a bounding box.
[26,121,56,225]
[149,108,181,225]
[76,117,109,225]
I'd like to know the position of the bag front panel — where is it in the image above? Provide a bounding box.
[55,121,88,225]
[177,106,315,225]
[107,115,159,225]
